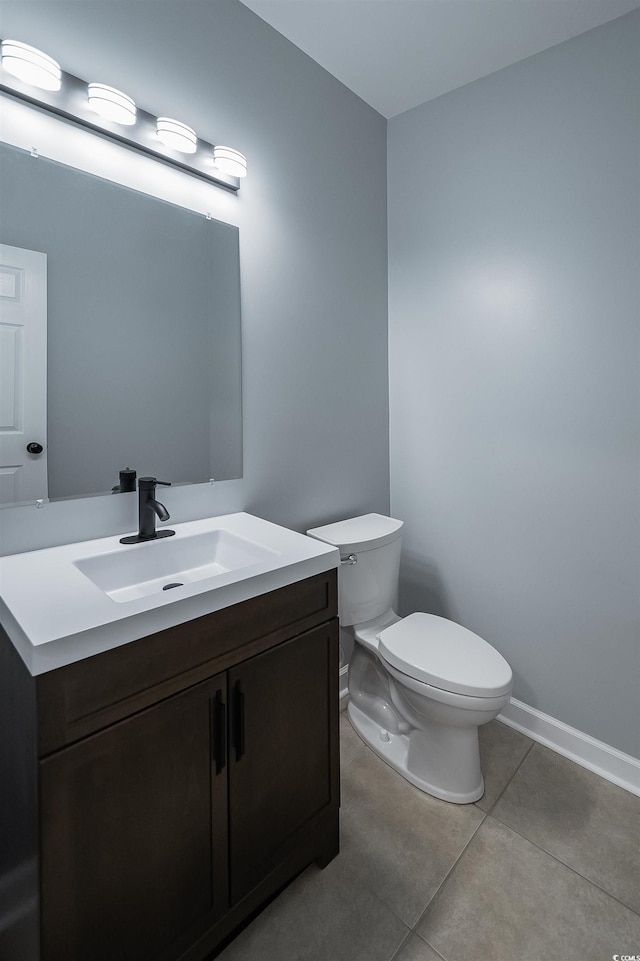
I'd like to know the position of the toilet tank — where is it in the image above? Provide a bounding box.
[307,514,403,626]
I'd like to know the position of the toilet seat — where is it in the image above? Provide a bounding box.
[377,612,512,698]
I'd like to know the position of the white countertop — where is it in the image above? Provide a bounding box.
[0,513,339,676]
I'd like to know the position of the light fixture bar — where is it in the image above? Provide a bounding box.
[0,44,241,192]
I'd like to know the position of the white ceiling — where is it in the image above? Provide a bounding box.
[238,0,640,118]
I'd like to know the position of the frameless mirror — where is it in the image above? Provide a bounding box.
[0,141,242,507]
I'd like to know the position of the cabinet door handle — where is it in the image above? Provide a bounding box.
[213,689,226,774]
[234,682,245,761]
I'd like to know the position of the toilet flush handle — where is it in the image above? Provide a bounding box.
[340,553,358,565]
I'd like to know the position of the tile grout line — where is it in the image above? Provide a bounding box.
[414,931,449,961]
[405,739,538,949]
[476,738,536,816]
[340,720,538,943]
[388,929,413,961]
[481,736,640,917]
[410,809,489,937]
[389,927,449,961]
[405,738,538,933]
[485,809,640,919]
[339,787,487,944]
[337,719,640,960]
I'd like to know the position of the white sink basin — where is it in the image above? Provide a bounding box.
[0,512,339,675]
[74,529,278,603]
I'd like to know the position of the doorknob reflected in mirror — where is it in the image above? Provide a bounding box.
[26,442,44,454]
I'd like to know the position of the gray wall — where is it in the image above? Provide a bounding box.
[0,0,389,550]
[388,12,640,757]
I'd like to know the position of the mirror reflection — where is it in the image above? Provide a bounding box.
[0,141,242,506]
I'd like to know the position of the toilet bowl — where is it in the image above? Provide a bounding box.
[307,514,513,803]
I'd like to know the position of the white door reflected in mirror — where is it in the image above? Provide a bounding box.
[0,244,48,504]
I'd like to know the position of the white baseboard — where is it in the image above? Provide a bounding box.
[498,697,640,797]
[339,664,349,703]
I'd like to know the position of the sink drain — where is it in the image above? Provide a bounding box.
[163,582,184,591]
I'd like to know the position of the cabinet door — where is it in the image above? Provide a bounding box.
[228,621,338,904]
[40,674,229,961]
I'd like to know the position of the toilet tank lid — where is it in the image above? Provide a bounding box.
[307,513,403,553]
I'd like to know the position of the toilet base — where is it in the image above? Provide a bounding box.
[347,700,485,804]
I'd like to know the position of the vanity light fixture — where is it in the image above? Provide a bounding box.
[88,83,136,125]
[213,145,247,178]
[156,117,197,154]
[0,36,246,192]
[0,40,61,91]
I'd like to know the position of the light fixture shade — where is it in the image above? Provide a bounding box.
[213,146,247,178]
[87,83,136,125]
[156,117,197,154]
[1,40,61,91]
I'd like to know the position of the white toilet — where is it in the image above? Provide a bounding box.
[307,514,513,803]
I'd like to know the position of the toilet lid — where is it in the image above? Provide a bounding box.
[377,613,512,698]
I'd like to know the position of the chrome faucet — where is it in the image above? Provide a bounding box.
[120,477,176,544]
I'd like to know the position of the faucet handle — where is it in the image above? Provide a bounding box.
[138,476,172,489]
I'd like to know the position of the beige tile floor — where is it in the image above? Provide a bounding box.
[218,710,640,961]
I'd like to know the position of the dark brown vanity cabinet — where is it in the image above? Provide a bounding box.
[39,673,230,961]
[0,570,339,961]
